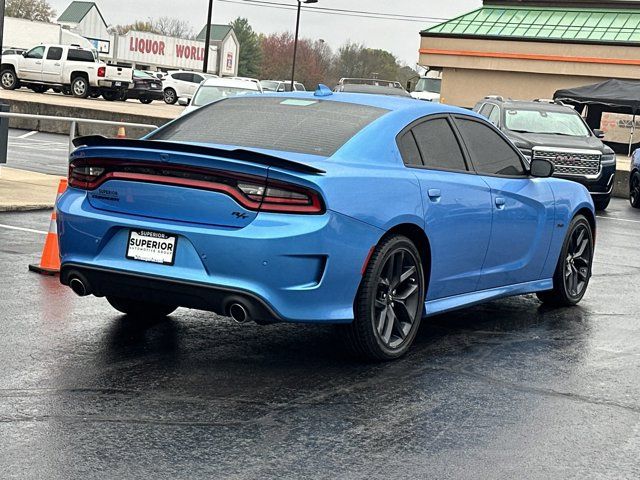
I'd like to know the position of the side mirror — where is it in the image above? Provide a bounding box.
[22,51,27,57]
[178,97,190,106]
[530,158,554,178]
[593,129,605,139]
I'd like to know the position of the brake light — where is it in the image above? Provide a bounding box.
[68,159,324,214]
[98,66,106,77]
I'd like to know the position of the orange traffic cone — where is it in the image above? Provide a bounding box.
[116,126,126,138]
[29,179,68,276]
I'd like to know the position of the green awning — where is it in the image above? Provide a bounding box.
[422,6,640,44]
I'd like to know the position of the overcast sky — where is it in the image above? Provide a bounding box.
[47,0,481,64]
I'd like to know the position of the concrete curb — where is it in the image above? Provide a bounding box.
[0,204,54,212]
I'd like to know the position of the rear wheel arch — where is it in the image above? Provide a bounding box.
[381,223,431,289]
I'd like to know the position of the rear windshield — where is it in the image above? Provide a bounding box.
[150,97,389,156]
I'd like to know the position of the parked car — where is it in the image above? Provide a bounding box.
[410,72,442,102]
[2,47,26,56]
[474,97,616,210]
[121,70,163,104]
[60,91,595,360]
[335,83,412,98]
[179,77,262,115]
[630,148,640,208]
[260,80,306,92]
[337,78,403,89]
[162,70,216,104]
[0,44,132,98]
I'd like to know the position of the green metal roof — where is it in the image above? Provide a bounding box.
[422,6,640,44]
[196,25,233,42]
[58,1,97,23]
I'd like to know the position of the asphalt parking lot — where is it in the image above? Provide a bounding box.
[1,199,639,479]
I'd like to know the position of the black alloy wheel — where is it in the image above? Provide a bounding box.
[630,172,640,209]
[537,215,593,306]
[343,235,426,361]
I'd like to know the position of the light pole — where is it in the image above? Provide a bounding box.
[291,0,317,91]
[203,0,214,73]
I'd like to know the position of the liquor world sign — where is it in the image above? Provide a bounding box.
[118,31,218,72]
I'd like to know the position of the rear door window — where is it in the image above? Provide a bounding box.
[46,47,63,61]
[150,97,389,157]
[455,117,526,176]
[411,118,468,171]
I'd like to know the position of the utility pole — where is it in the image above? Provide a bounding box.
[0,0,9,166]
[291,0,318,91]
[202,0,214,74]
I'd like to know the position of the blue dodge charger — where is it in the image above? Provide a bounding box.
[57,88,596,360]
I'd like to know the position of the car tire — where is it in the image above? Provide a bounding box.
[164,88,177,104]
[537,214,593,307]
[71,76,89,98]
[1,69,18,90]
[140,97,153,104]
[630,171,640,209]
[341,235,426,361]
[593,195,611,211]
[106,296,178,318]
[101,90,120,101]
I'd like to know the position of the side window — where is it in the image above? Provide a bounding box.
[66,49,94,62]
[173,73,188,82]
[46,47,63,61]
[191,74,204,83]
[488,106,500,127]
[398,131,422,166]
[479,103,493,117]
[455,118,526,176]
[412,118,468,171]
[25,46,45,59]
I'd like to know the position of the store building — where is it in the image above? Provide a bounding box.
[419,0,640,107]
[3,1,239,76]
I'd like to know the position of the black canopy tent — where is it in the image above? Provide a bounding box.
[554,79,640,154]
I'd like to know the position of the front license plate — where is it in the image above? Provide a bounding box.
[126,230,177,265]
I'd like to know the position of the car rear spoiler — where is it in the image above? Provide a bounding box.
[72,136,326,175]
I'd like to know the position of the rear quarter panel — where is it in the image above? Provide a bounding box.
[540,178,595,279]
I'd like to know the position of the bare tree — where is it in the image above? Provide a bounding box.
[153,17,194,39]
[113,17,194,39]
[6,0,56,22]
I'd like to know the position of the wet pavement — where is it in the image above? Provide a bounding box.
[1,200,640,479]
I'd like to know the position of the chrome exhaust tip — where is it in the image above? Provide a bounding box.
[229,303,250,324]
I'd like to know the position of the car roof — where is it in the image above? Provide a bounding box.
[485,98,576,113]
[201,77,260,90]
[257,91,478,117]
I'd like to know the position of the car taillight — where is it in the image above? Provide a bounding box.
[238,181,323,214]
[69,159,324,214]
[98,66,106,77]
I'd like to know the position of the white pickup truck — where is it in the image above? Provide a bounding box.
[0,44,133,100]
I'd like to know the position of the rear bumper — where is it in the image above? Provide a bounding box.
[61,263,281,323]
[126,88,164,100]
[57,188,383,323]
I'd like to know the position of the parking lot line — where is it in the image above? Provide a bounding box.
[596,215,640,224]
[0,223,47,235]
[16,131,39,139]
